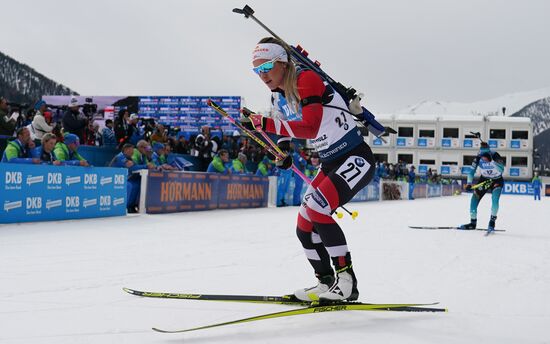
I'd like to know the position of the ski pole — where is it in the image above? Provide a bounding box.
[238,104,358,219]
[208,100,358,219]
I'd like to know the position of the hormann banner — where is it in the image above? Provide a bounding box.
[0,164,127,224]
[145,171,268,214]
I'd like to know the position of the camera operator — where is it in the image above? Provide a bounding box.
[31,100,54,144]
[62,97,87,143]
[0,97,20,153]
[114,109,130,147]
[150,123,168,144]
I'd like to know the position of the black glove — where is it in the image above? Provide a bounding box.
[464,184,472,191]
[240,117,255,131]
[276,154,293,170]
[239,113,266,132]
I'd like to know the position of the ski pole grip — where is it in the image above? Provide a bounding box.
[232,5,254,18]
[241,107,255,118]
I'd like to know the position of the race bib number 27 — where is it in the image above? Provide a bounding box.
[335,155,371,189]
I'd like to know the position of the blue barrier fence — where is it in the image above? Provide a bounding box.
[0,164,127,224]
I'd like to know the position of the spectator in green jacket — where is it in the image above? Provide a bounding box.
[54,133,89,166]
[231,152,249,174]
[255,156,274,176]
[1,127,40,164]
[207,149,231,174]
[132,140,156,169]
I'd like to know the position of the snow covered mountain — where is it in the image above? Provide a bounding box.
[397,87,550,118]
[512,97,550,136]
[0,50,76,105]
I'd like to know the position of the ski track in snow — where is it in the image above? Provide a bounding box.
[0,194,549,344]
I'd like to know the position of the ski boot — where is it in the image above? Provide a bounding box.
[294,274,335,302]
[319,254,359,302]
[486,215,497,235]
[459,219,477,230]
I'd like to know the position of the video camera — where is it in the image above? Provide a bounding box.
[140,118,157,140]
[81,97,98,117]
[7,102,29,113]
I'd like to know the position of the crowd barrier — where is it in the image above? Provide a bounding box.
[0,164,127,224]
[141,170,269,214]
[78,146,119,167]
[277,177,381,206]
[379,180,462,201]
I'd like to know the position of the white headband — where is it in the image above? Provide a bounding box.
[252,43,288,62]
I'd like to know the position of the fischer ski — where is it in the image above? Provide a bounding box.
[123,287,311,306]
[408,226,505,232]
[123,287,437,308]
[151,302,447,333]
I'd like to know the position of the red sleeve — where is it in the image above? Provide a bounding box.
[264,70,325,139]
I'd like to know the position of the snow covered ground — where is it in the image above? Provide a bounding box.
[1,194,549,344]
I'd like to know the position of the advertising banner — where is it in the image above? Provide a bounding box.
[145,172,269,213]
[502,181,534,195]
[350,183,380,202]
[413,183,428,198]
[1,164,126,224]
[217,175,269,209]
[427,184,442,197]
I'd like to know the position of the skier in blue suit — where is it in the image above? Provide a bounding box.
[460,142,505,233]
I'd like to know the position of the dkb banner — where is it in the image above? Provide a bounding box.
[502,181,534,195]
[1,164,127,224]
[145,172,268,213]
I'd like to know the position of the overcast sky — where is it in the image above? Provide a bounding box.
[2,0,549,113]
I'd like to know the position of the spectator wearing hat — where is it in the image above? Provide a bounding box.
[408,165,416,200]
[32,133,61,165]
[54,133,89,166]
[255,155,274,176]
[31,100,53,144]
[102,119,117,147]
[152,142,174,170]
[62,98,87,143]
[1,127,40,164]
